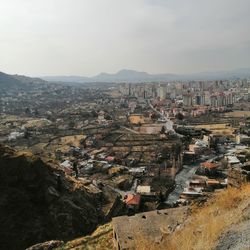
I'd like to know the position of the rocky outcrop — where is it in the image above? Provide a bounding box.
[0,145,101,250]
[26,240,64,250]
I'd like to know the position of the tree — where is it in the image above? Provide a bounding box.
[68,120,75,128]
[34,108,39,116]
[24,129,30,139]
[175,112,184,120]
[25,107,31,115]
[151,112,160,120]
[182,135,192,149]
[104,113,112,120]
[91,110,98,117]
[161,146,170,159]
[160,126,166,134]
[171,143,182,168]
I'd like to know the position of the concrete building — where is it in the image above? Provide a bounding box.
[157,84,167,100]
[210,92,236,107]
[210,95,218,107]
[236,134,250,144]
[195,93,205,105]
[183,93,193,106]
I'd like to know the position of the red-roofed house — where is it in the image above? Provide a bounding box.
[201,162,219,170]
[105,156,115,163]
[124,194,141,212]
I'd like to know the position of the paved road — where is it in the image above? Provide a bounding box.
[165,163,200,204]
[148,102,174,132]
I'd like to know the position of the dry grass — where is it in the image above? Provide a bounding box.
[134,185,250,250]
[46,134,86,154]
[129,115,145,124]
[164,185,250,250]
[194,124,235,136]
[60,224,113,250]
[222,111,250,118]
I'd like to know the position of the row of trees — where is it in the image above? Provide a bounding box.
[158,143,183,169]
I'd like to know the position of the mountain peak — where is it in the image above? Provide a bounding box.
[116,69,149,76]
[39,68,250,83]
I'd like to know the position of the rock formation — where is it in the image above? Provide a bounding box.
[0,145,100,250]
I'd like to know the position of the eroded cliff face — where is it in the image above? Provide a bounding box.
[0,145,100,250]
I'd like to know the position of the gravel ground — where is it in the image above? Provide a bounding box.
[216,206,250,250]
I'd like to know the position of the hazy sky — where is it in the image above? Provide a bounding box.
[1,0,250,76]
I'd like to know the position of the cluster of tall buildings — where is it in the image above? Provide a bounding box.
[120,83,157,99]
[119,83,176,100]
[183,91,236,107]
[119,79,249,108]
[210,92,236,107]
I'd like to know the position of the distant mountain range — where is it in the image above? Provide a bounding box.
[1,68,250,91]
[41,68,250,83]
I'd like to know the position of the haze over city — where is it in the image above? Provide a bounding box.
[1,0,250,76]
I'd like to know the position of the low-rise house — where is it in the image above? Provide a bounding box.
[196,161,223,178]
[128,167,146,177]
[236,134,250,144]
[123,194,141,213]
[226,155,241,166]
[189,179,206,189]
[200,161,219,170]
[180,187,204,200]
[206,179,221,189]
[106,156,115,163]
[136,185,151,194]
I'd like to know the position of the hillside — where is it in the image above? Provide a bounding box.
[0,71,45,91]
[0,144,101,250]
[60,223,113,250]
[0,71,27,90]
[12,74,46,85]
